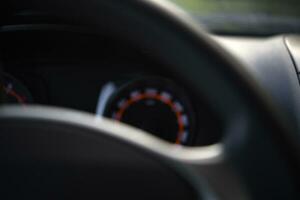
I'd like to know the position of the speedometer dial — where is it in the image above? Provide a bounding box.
[0,73,33,104]
[103,78,195,145]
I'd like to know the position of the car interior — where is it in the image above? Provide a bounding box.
[0,0,300,199]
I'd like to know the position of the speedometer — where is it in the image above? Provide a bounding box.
[0,73,33,105]
[102,78,195,145]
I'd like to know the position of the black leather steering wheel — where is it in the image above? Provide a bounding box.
[0,0,300,199]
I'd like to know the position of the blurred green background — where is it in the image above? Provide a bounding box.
[169,0,300,16]
[168,0,300,34]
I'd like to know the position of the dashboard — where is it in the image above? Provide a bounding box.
[0,27,223,146]
[2,25,300,149]
[1,15,300,148]
[1,1,300,199]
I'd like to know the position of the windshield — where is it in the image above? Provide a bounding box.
[169,0,300,35]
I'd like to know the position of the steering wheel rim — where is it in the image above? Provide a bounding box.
[1,0,300,199]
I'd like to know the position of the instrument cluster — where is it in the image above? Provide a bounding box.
[0,68,222,146]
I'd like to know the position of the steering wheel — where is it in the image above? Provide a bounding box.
[1,0,300,199]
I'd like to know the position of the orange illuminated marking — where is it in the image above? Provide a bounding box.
[114,92,186,144]
[1,84,26,104]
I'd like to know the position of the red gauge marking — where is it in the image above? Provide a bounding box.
[4,86,26,104]
[114,92,186,144]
